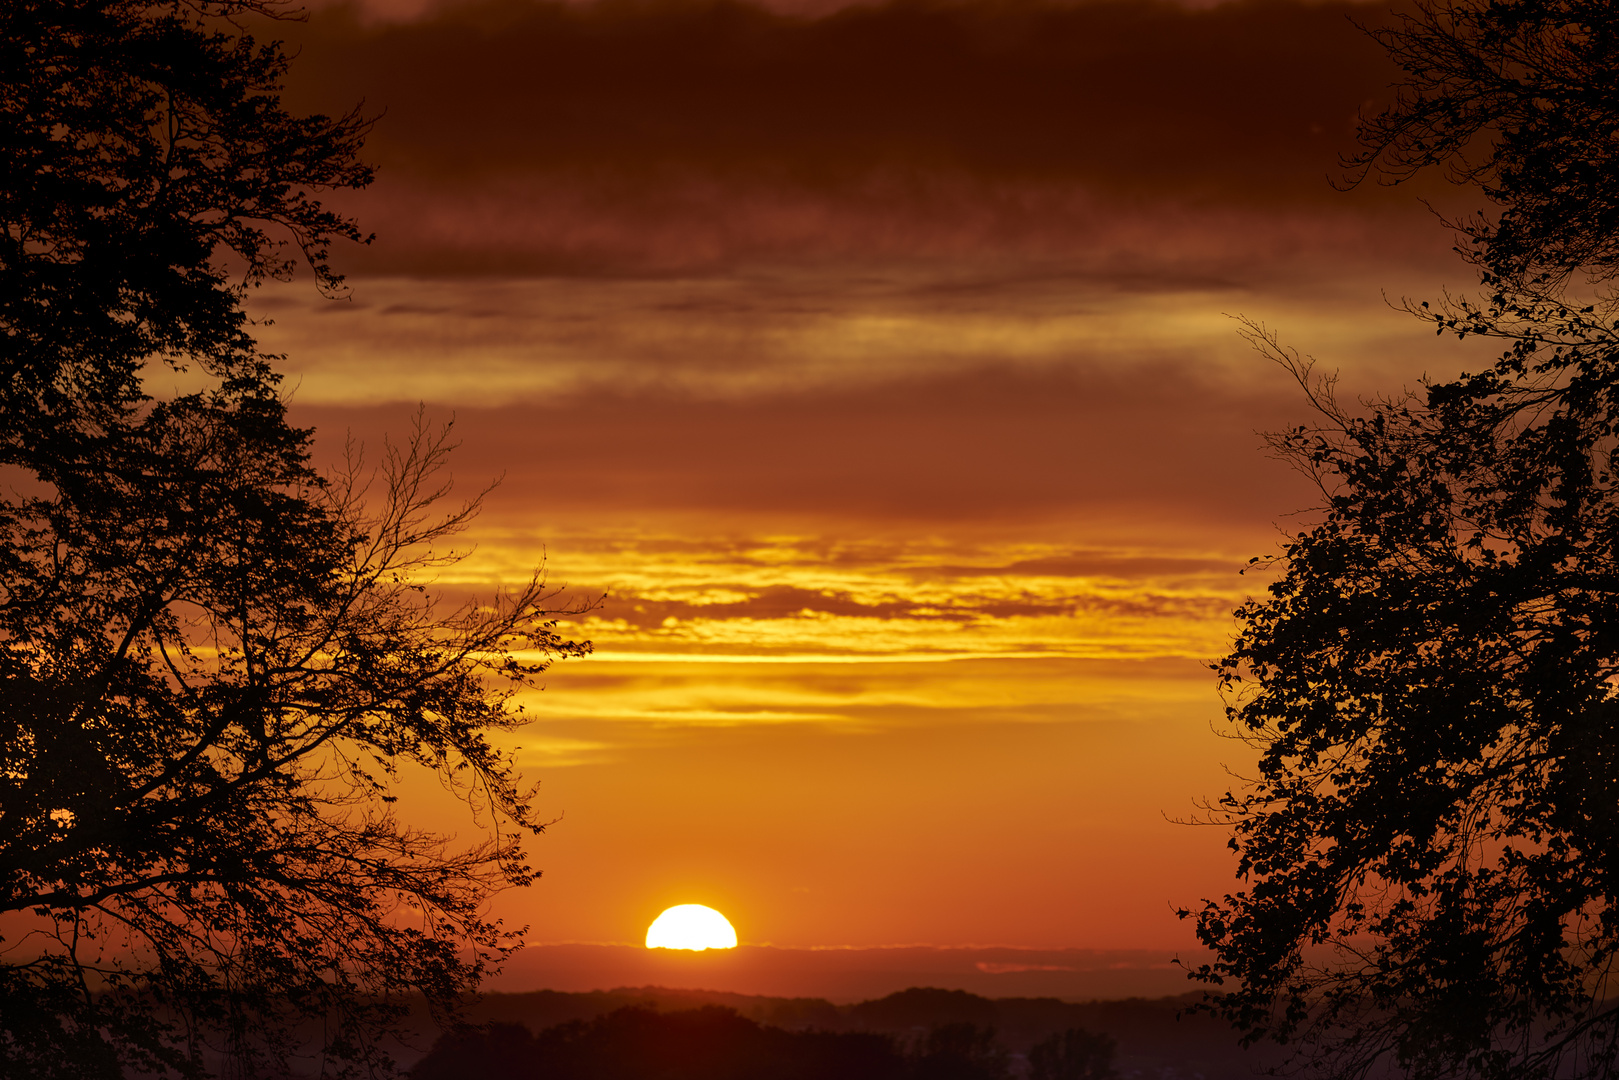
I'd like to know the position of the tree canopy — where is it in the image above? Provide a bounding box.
[0,2,588,1076]
[1347,0,1619,294]
[2,0,369,436]
[1186,2,1619,1078]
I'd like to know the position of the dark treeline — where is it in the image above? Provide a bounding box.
[410,1004,1111,1080]
[405,988,1261,1080]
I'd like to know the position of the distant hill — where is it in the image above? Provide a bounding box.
[487,944,1190,1002]
[396,985,1276,1080]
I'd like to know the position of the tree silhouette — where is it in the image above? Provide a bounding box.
[1185,2,1619,1078]
[2,0,370,453]
[1347,0,1619,295]
[0,2,588,1076]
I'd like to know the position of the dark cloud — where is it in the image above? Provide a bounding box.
[286,0,1396,192]
[293,360,1316,526]
[268,0,1438,275]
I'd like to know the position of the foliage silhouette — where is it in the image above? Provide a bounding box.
[1347,0,1619,296]
[1186,2,1619,1078]
[2,0,370,452]
[1346,0,1619,294]
[0,1,588,1076]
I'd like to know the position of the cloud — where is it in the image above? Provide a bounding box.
[268,0,1442,276]
[288,0,1395,190]
[304,172,1458,278]
[504,653,1220,728]
[291,356,1322,530]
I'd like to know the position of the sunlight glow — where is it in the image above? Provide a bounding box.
[645,905,738,951]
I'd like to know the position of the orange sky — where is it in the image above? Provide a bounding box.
[229,0,1499,976]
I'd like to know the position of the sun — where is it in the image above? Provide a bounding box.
[645,904,738,951]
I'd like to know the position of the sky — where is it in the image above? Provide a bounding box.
[237,0,1499,987]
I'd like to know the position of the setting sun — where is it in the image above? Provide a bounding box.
[645,905,738,951]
